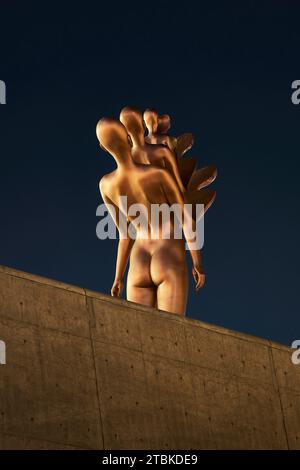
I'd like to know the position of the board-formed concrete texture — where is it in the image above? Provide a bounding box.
[0,265,299,450]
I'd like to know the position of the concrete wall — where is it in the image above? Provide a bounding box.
[0,265,299,450]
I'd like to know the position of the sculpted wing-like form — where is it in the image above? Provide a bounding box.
[184,188,216,221]
[148,112,217,220]
[177,157,197,187]
[188,165,218,190]
[175,133,194,158]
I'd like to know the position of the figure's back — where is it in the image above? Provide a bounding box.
[103,163,182,240]
[145,134,176,152]
[131,142,168,168]
[104,164,168,215]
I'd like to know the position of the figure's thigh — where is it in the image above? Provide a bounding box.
[156,273,188,315]
[151,243,188,315]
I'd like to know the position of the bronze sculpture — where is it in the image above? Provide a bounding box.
[96,108,216,315]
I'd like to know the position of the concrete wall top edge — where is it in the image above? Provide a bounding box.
[0,264,86,296]
[0,264,289,350]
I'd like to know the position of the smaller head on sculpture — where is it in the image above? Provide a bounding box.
[119,106,144,144]
[157,114,171,135]
[96,117,133,161]
[143,108,159,134]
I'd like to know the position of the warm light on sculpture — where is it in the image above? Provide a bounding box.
[96,108,217,315]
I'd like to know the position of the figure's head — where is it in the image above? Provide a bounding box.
[119,106,144,142]
[157,114,171,134]
[96,117,132,157]
[143,108,158,134]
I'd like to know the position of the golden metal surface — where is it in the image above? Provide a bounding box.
[96,108,217,315]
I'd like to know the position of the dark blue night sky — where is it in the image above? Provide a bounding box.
[0,1,300,345]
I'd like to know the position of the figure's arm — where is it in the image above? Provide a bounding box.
[159,170,205,290]
[161,147,185,194]
[112,237,134,296]
[99,180,134,297]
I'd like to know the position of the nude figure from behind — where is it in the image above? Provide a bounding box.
[96,118,205,315]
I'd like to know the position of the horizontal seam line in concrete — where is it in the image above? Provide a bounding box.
[277,386,300,395]
[92,338,276,387]
[0,315,290,375]
[2,365,98,384]
[1,432,97,450]
[0,315,91,340]
[0,309,288,360]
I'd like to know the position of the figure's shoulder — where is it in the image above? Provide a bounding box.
[142,162,168,180]
[152,141,172,154]
[132,163,172,189]
[99,170,116,194]
[154,143,176,163]
[145,141,166,158]
[155,142,168,150]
